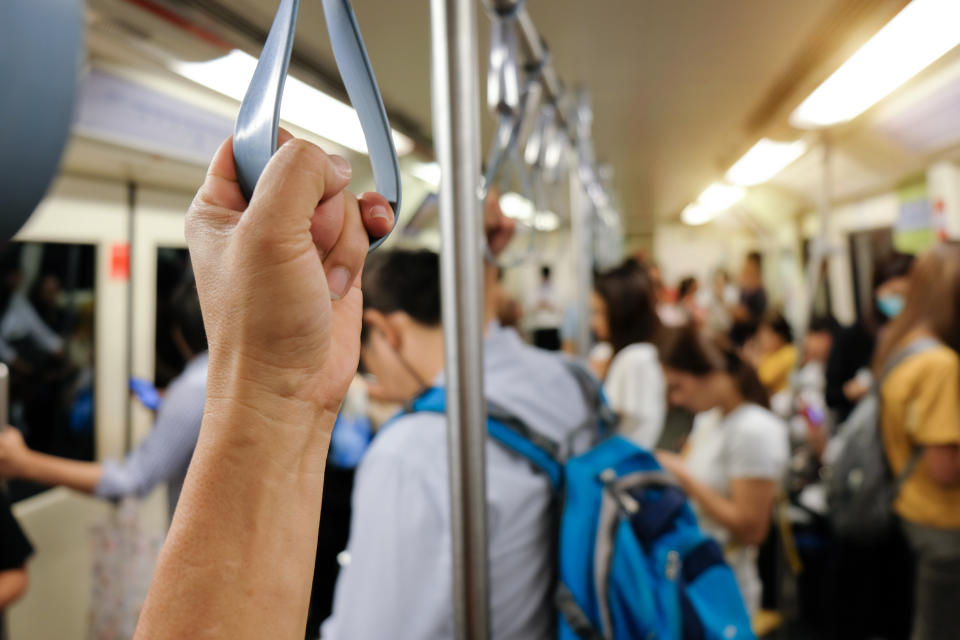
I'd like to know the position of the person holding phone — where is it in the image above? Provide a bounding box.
[0,283,207,518]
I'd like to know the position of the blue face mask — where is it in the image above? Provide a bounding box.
[877,294,905,319]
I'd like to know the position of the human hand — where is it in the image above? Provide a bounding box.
[843,377,869,403]
[483,188,516,256]
[655,450,688,483]
[186,132,394,416]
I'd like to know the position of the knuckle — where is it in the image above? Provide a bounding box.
[283,138,325,168]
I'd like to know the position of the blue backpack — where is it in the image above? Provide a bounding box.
[406,363,755,640]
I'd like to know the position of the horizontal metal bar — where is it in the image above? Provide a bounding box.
[485,1,572,136]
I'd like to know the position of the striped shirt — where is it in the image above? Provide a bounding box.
[95,352,208,518]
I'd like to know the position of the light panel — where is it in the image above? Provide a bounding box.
[171,50,415,155]
[681,204,713,226]
[791,0,960,129]
[697,182,744,213]
[725,138,808,186]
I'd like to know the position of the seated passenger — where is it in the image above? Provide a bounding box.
[655,326,789,616]
[0,282,207,518]
[591,259,666,448]
[321,205,591,639]
[873,242,960,640]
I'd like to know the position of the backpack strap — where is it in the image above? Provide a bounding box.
[556,583,604,640]
[877,337,941,497]
[560,358,618,447]
[878,337,941,384]
[407,388,565,490]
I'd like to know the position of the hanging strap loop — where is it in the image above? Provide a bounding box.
[233,0,401,251]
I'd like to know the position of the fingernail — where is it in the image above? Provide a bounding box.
[369,205,391,222]
[330,155,352,180]
[328,266,352,300]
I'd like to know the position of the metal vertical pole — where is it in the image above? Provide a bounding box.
[124,180,136,454]
[569,146,592,358]
[429,1,490,639]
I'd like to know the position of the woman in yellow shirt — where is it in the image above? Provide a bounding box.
[753,312,797,396]
[874,242,960,640]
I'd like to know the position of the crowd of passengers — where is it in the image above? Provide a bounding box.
[0,189,958,640]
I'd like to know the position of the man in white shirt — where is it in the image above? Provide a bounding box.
[321,203,591,639]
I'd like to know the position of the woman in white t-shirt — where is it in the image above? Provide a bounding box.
[591,260,665,448]
[655,326,789,615]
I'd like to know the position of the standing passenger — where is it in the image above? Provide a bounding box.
[753,312,797,398]
[655,326,789,615]
[0,282,207,518]
[591,260,666,448]
[321,203,591,639]
[873,242,960,640]
[731,251,768,345]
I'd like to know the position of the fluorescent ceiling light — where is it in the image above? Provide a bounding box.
[534,211,560,232]
[697,182,744,213]
[681,204,713,226]
[725,138,808,186]
[500,192,560,231]
[411,161,441,187]
[791,0,960,128]
[171,50,414,155]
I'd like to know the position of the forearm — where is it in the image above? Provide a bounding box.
[19,451,102,494]
[926,445,960,487]
[672,470,762,544]
[135,381,333,640]
[0,568,28,608]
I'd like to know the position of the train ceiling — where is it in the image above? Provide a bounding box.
[85,0,960,237]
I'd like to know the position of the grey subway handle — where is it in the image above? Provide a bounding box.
[233,0,400,251]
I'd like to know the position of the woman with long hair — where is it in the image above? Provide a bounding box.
[591,259,665,448]
[655,325,789,615]
[872,242,960,640]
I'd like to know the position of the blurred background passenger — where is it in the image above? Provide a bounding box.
[752,311,797,399]
[529,265,562,350]
[656,325,788,616]
[792,314,838,452]
[825,253,914,424]
[701,268,738,335]
[591,259,666,448]
[872,242,960,640]
[675,276,704,326]
[731,251,768,345]
[0,282,207,518]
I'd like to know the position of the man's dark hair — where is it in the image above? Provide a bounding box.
[678,276,697,299]
[746,251,763,270]
[541,265,551,281]
[363,249,442,326]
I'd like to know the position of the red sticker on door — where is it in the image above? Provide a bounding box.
[111,243,130,280]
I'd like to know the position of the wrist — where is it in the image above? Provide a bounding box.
[207,346,346,413]
[16,449,41,482]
